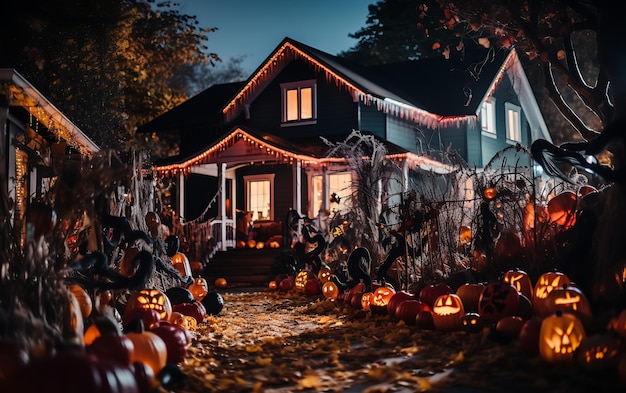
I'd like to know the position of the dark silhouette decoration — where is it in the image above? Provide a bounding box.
[300,225,326,274]
[332,247,372,292]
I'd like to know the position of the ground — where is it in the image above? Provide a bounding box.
[174,287,623,393]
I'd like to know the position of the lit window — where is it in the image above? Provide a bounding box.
[281,80,316,125]
[505,103,521,143]
[245,174,274,221]
[481,99,496,136]
[311,172,352,216]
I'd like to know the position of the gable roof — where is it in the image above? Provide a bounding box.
[137,81,244,134]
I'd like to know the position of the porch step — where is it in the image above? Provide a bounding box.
[202,248,287,287]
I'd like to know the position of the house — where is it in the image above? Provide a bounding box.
[137,37,551,262]
[0,69,100,237]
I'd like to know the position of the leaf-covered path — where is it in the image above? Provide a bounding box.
[176,288,621,393]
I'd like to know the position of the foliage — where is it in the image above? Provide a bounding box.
[0,0,239,157]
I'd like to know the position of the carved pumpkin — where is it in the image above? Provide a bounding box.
[322,281,340,299]
[188,277,209,301]
[539,310,586,363]
[460,312,484,333]
[502,269,533,300]
[459,225,472,245]
[483,187,497,200]
[268,280,278,290]
[360,292,374,311]
[295,270,316,292]
[372,285,396,307]
[171,253,192,278]
[576,334,622,373]
[172,300,207,324]
[478,282,519,324]
[533,271,571,317]
[419,283,452,309]
[317,267,332,283]
[126,288,173,321]
[546,284,592,321]
[432,293,465,331]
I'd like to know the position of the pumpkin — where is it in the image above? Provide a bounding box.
[122,307,161,330]
[533,271,571,317]
[268,280,278,290]
[201,291,225,316]
[304,278,321,296]
[419,283,452,309]
[576,334,622,373]
[415,310,435,330]
[547,191,577,228]
[150,322,189,364]
[64,291,85,346]
[395,300,430,325]
[608,308,626,339]
[483,187,497,200]
[126,320,168,376]
[322,281,340,299]
[171,253,192,278]
[372,285,396,307]
[317,267,332,283]
[432,293,465,331]
[387,291,415,318]
[478,282,519,324]
[502,269,533,300]
[188,277,209,301]
[460,312,484,333]
[360,292,374,311]
[172,301,207,324]
[495,315,525,339]
[214,277,228,288]
[190,261,204,275]
[126,288,173,321]
[70,284,93,319]
[165,286,195,305]
[295,270,316,292]
[88,332,135,365]
[455,283,484,312]
[459,225,472,245]
[278,276,294,292]
[545,284,592,321]
[519,317,543,357]
[539,310,586,363]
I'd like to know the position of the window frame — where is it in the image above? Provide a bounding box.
[280,79,317,126]
[505,102,521,143]
[244,174,275,222]
[310,171,353,217]
[480,98,497,138]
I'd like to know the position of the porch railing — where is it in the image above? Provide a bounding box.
[210,218,236,251]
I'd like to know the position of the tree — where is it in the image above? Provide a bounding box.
[0,0,230,155]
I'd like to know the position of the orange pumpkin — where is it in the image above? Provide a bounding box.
[126,288,173,321]
[171,253,192,278]
[372,285,396,307]
[539,310,586,363]
[295,271,316,292]
[533,271,571,317]
[188,277,209,301]
[70,284,93,319]
[547,191,577,228]
[322,281,340,299]
[502,269,533,300]
[432,294,465,331]
[456,283,484,312]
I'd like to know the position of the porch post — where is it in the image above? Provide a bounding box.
[402,160,409,192]
[219,162,227,250]
[292,160,302,215]
[177,172,185,220]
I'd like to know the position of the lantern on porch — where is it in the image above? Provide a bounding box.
[171,253,192,278]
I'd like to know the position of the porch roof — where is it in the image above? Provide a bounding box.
[150,127,453,176]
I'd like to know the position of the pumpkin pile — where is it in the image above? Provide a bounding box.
[268,267,626,386]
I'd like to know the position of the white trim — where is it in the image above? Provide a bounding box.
[244,173,275,221]
[480,98,497,138]
[505,102,522,143]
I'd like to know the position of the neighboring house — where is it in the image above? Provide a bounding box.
[0,69,100,237]
[137,37,550,254]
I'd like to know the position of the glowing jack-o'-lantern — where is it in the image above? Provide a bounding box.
[459,225,472,245]
[295,270,316,292]
[503,269,533,300]
[461,312,483,333]
[478,282,519,324]
[322,281,339,299]
[188,277,209,301]
[577,334,622,372]
[171,253,192,278]
[268,280,278,290]
[432,293,465,331]
[360,292,374,311]
[372,285,396,307]
[546,284,592,320]
[126,288,172,321]
[533,271,571,317]
[317,267,332,283]
[539,310,586,363]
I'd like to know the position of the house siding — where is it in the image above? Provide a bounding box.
[386,115,418,152]
[358,102,386,140]
[242,60,359,141]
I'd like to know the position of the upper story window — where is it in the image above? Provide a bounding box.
[281,80,317,126]
[505,102,521,143]
[480,99,496,138]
